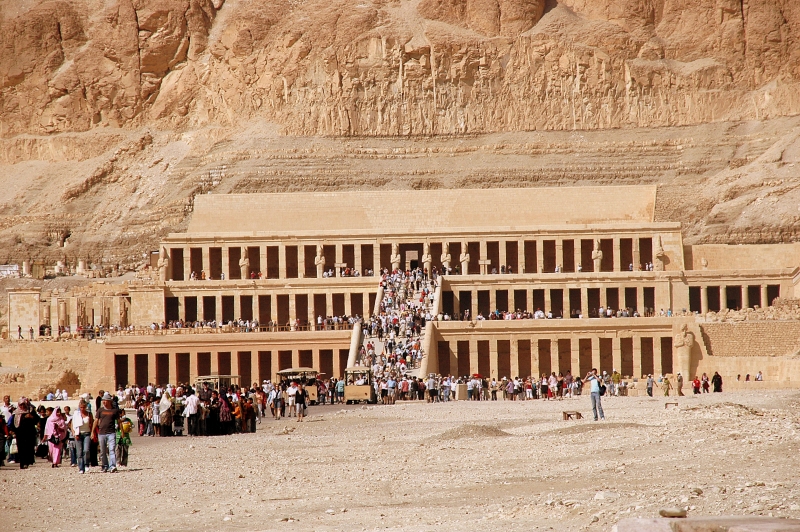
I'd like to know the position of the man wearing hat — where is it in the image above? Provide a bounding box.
[92,392,121,472]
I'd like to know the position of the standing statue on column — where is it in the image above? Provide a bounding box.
[441,242,452,272]
[315,244,326,278]
[422,242,432,274]
[157,247,170,282]
[390,243,401,271]
[239,253,250,279]
[459,242,470,274]
[591,239,603,272]
[653,235,666,271]
[674,323,695,379]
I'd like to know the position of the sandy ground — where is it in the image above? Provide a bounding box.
[2,391,800,531]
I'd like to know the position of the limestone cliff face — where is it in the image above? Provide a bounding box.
[2,0,799,136]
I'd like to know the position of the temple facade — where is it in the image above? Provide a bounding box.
[4,186,800,397]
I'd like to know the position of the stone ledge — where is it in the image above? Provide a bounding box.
[613,516,800,532]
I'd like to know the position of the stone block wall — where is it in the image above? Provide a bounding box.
[700,322,800,358]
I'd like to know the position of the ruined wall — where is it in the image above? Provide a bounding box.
[0,339,112,399]
[700,321,800,359]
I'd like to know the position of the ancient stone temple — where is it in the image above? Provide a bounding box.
[3,185,800,397]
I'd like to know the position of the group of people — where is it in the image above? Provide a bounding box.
[643,371,725,396]
[1,393,132,473]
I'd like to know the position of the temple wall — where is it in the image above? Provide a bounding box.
[689,243,800,271]
[0,340,112,399]
[130,288,166,327]
[7,290,41,339]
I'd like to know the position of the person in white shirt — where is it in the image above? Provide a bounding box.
[183,391,200,437]
[286,383,298,417]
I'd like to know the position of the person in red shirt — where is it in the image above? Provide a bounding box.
[692,376,701,395]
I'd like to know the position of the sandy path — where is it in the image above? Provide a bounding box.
[2,391,800,531]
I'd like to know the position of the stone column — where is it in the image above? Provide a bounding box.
[374,245,381,274]
[470,339,480,376]
[326,291,334,317]
[498,241,507,272]
[210,351,219,375]
[536,239,544,274]
[550,339,559,376]
[742,285,750,309]
[288,295,296,330]
[183,246,191,281]
[613,237,621,272]
[612,337,622,373]
[563,289,571,319]
[510,338,519,378]
[632,336,642,378]
[720,284,727,310]
[298,245,306,278]
[169,353,178,386]
[544,288,552,313]
[479,240,487,268]
[530,337,540,377]
[591,337,601,372]
[581,287,589,318]
[555,240,563,272]
[127,355,136,387]
[633,239,641,271]
[599,286,607,310]
[268,294,276,326]
[653,338,663,376]
[354,244,363,275]
[489,289,497,312]
[197,296,204,322]
[637,286,645,314]
[761,284,769,308]
[574,240,581,272]
[278,245,287,279]
[202,247,210,277]
[252,296,259,324]
[260,247,268,278]
[489,340,499,380]
[215,295,223,323]
[335,244,343,271]
[344,292,352,316]
[221,247,230,280]
[189,353,198,383]
[570,337,580,376]
[518,239,525,274]
[233,293,241,321]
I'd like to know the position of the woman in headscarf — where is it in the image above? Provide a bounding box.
[218,392,233,435]
[712,371,723,393]
[159,394,173,437]
[44,406,67,467]
[8,398,40,469]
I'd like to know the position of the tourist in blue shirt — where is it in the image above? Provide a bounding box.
[585,369,605,421]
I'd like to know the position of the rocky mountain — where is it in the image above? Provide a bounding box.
[1,0,799,268]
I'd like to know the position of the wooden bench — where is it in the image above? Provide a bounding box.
[563,411,583,420]
[665,402,679,409]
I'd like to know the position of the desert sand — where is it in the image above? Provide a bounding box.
[2,390,800,531]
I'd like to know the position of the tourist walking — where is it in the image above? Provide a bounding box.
[676,373,685,396]
[92,392,120,473]
[9,398,39,469]
[585,369,605,421]
[712,372,723,392]
[72,400,93,473]
[44,407,67,468]
[646,374,654,397]
[662,376,672,396]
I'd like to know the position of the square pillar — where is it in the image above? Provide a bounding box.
[489,289,497,313]
[530,337,539,376]
[297,245,305,279]
[221,248,229,280]
[190,352,198,382]
[536,239,545,274]
[202,247,210,277]
[760,284,769,308]
[637,286,645,314]
[613,237,621,272]
[563,289,571,319]
[252,296,259,324]
[326,291,334,317]
[344,292,352,316]
[720,284,728,310]
[354,244,363,274]
[373,245,381,274]
[127,355,136,387]
[335,244,343,270]
[555,240,563,272]
[633,239,641,271]
[742,286,750,309]
[233,293,241,320]
[653,339,663,376]
[279,245,287,279]
[215,295,223,323]
[632,336,642,378]
[574,240,582,272]
[599,287,607,309]
[469,339,479,375]
[479,240,487,265]
[183,246,191,281]
[517,239,525,274]
[489,340,499,380]
[169,353,178,386]
[591,337,601,371]
[499,242,507,272]
[581,287,589,318]
[288,295,296,326]
[197,296,204,323]
[612,337,622,373]
[570,337,580,376]
[471,289,479,319]
[544,288,552,313]
[550,339,559,376]
[210,351,219,374]
[510,338,519,377]
[260,247,268,278]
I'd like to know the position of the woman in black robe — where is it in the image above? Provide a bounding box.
[8,398,40,469]
[712,372,723,393]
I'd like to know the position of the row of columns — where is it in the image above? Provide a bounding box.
[118,347,350,387]
[454,285,657,317]
[698,284,771,313]
[171,235,659,281]
[444,335,672,379]
[173,291,376,323]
